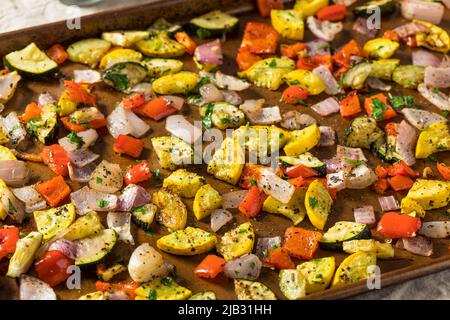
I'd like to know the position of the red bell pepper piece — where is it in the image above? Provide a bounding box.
[194,254,226,279]
[387,174,414,191]
[41,144,71,176]
[377,212,421,238]
[280,43,307,58]
[283,164,318,179]
[60,116,106,132]
[281,85,309,105]
[240,22,279,55]
[236,49,262,71]
[387,161,419,178]
[46,44,68,65]
[35,250,74,287]
[332,39,363,68]
[36,175,71,207]
[174,32,197,55]
[382,30,400,42]
[124,160,152,185]
[239,186,266,218]
[316,4,346,21]
[375,165,389,179]
[339,91,361,117]
[437,162,450,180]
[63,81,96,105]
[20,102,42,123]
[122,92,145,110]
[262,247,295,269]
[364,93,397,121]
[256,0,284,17]
[133,97,178,121]
[282,227,322,260]
[238,163,265,189]
[0,226,19,261]
[95,280,140,299]
[372,178,389,194]
[113,134,144,158]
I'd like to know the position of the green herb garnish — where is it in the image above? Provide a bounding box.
[67,131,84,148]
[98,199,108,208]
[371,98,386,120]
[309,197,319,209]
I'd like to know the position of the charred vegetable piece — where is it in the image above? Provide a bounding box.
[131,204,158,231]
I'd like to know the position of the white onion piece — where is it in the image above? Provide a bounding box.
[67,149,100,168]
[0,160,30,187]
[70,186,118,214]
[128,243,168,283]
[165,115,202,145]
[107,105,150,139]
[336,145,367,161]
[419,221,450,238]
[222,190,248,209]
[319,126,336,147]
[58,128,98,152]
[424,67,450,89]
[258,171,295,204]
[256,237,282,267]
[346,164,377,189]
[0,72,20,104]
[214,71,250,91]
[0,187,24,223]
[210,209,233,232]
[48,238,78,260]
[107,211,134,245]
[354,206,376,225]
[130,83,155,101]
[199,83,224,105]
[223,254,262,280]
[73,69,102,83]
[366,77,391,91]
[1,112,26,147]
[393,22,429,38]
[38,92,56,107]
[378,195,400,212]
[327,171,346,191]
[221,90,243,105]
[352,17,378,38]
[312,65,341,95]
[412,49,441,67]
[194,39,223,65]
[89,160,123,194]
[12,185,46,214]
[117,184,151,212]
[246,106,282,125]
[307,39,331,56]
[401,0,444,24]
[401,107,447,130]
[280,111,316,130]
[160,95,184,111]
[324,158,354,174]
[396,120,417,166]
[68,163,96,183]
[240,99,264,116]
[402,236,433,256]
[307,16,343,41]
[20,275,56,300]
[311,97,340,116]
[26,200,47,213]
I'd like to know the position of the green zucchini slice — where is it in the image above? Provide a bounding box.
[279,152,327,176]
[131,204,158,231]
[102,62,148,92]
[353,0,396,17]
[75,229,117,266]
[141,58,183,78]
[189,10,239,39]
[4,43,58,79]
[319,221,371,251]
[67,38,111,68]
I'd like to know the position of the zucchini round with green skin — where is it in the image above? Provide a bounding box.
[279,152,326,176]
[131,203,158,231]
[343,62,372,90]
[353,0,396,17]
[135,33,185,58]
[200,102,245,130]
[4,43,58,79]
[102,62,148,92]
[319,221,371,251]
[141,58,183,78]
[189,10,239,39]
[67,38,111,68]
[75,229,117,266]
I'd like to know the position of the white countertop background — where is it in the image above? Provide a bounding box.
[2,0,449,300]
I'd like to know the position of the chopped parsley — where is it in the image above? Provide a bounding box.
[219,117,232,124]
[198,76,210,86]
[148,289,157,300]
[309,197,319,209]
[343,158,363,166]
[67,131,84,148]
[371,98,386,120]
[389,95,415,109]
[8,199,17,213]
[268,59,277,68]
[201,103,215,129]
[131,206,147,214]
[145,230,154,237]
[441,110,449,117]
[152,168,162,181]
[98,199,108,208]
[161,277,173,286]
[96,177,103,184]
[249,177,257,186]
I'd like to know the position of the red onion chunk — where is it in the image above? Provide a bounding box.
[221,90,243,105]
[401,0,444,24]
[419,221,450,238]
[222,190,248,209]
[223,254,262,280]
[12,185,47,213]
[402,236,433,256]
[352,17,378,38]
[396,120,417,166]
[307,16,343,41]
[68,163,96,183]
[412,49,441,67]
[319,126,336,147]
[20,275,56,300]
[162,95,184,110]
[312,65,341,95]
[165,115,202,144]
[48,238,78,260]
[324,158,353,174]
[199,83,224,104]
[210,209,233,232]
[418,83,450,111]
[106,291,132,300]
[1,112,26,147]
[59,129,98,153]
[311,97,340,116]
[354,206,376,225]
[255,237,281,263]
[336,145,367,161]
[194,39,223,65]
[107,211,134,245]
[280,111,316,130]
[366,77,391,91]
[70,186,118,214]
[67,149,100,168]
[327,171,346,191]
[424,66,450,89]
[401,107,447,130]
[307,39,331,56]
[393,22,428,38]
[215,71,250,91]
[0,160,30,187]
[247,106,282,125]
[240,99,264,116]
[378,196,400,212]
[117,184,151,212]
